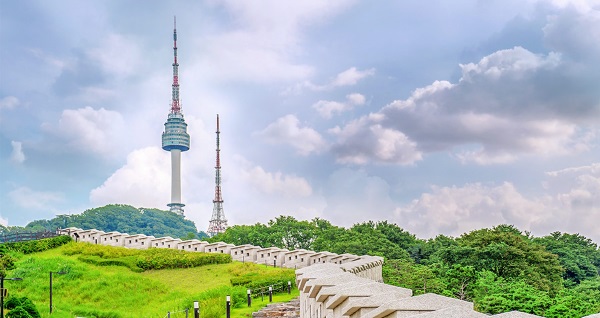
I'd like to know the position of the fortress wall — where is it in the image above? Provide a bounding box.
[58,227,380,273]
[57,227,542,318]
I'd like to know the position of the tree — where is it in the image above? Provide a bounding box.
[448,225,563,294]
[472,271,552,316]
[26,204,200,239]
[383,259,444,295]
[534,232,600,286]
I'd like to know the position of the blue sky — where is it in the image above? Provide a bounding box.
[1,0,600,243]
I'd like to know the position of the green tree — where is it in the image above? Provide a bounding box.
[534,232,600,286]
[442,225,563,294]
[473,271,552,316]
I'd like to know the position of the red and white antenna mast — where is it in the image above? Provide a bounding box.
[208,114,228,236]
[171,16,181,113]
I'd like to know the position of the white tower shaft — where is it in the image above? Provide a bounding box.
[171,149,182,204]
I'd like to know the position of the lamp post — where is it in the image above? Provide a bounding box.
[49,271,67,314]
[226,295,231,318]
[1,277,23,318]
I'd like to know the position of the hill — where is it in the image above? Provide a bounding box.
[2,239,297,318]
[20,204,207,239]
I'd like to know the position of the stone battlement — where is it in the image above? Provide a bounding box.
[58,227,383,281]
[59,227,563,318]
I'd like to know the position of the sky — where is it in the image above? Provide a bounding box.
[1,0,600,243]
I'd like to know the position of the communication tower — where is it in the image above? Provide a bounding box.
[161,17,190,216]
[207,115,228,236]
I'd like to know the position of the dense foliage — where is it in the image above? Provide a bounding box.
[62,242,231,271]
[17,204,208,239]
[212,216,600,317]
[5,246,297,318]
[1,235,72,254]
[4,297,40,318]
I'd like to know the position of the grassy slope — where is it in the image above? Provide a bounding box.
[6,244,298,318]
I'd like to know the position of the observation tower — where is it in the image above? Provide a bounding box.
[162,17,190,216]
[207,115,228,236]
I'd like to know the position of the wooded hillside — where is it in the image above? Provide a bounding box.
[210,216,600,317]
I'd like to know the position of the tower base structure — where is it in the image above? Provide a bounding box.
[167,202,185,216]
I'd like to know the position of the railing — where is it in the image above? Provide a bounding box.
[0,230,61,243]
[252,281,293,300]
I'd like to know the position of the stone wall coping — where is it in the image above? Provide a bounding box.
[341,292,411,317]
[150,236,175,241]
[101,232,127,237]
[360,293,474,318]
[316,281,373,302]
[491,312,546,318]
[124,233,151,239]
[326,282,411,310]
[306,273,362,297]
[405,305,489,318]
[229,244,259,250]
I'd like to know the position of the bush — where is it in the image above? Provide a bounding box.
[77,255,144,273]
[135,248,231,270]
[5,306,32,318]
[2,236,72,254]
[3,297,40,318]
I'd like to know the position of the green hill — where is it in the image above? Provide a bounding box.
[22,204,207,239]
[2,239,297,318]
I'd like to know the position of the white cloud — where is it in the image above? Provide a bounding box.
[10,141,25,164]
[313,93,366,119]
[346,93,366,105]
[331,44,600,165]
[331,67,375,87]
[240,165,312,198]
[395,182,548,239]
[90,147,170,207]
[313,101,347,119]
[394,163,600,243]
[321,168,397,227]
[198,1,354,83]
[0,216,7,227]
[0,96,19,109]
[43,106,125,157]
[329,116,423,165]
[88,33,142,78]
[256,114,327,155]
[8,186,64,210]
[285,68,375,94]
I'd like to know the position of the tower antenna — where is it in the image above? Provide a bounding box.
[208,114,228,236]
[162,16,190,216]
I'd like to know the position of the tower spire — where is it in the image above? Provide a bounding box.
[208,114,228,236]
[171,15,181,113]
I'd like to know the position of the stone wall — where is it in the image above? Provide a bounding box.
[58,227,383,279]
[59,227,547,318]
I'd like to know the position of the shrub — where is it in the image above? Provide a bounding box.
[135,248,231,270]
[2,236,72,254]
[5,306,32,318]
[77,255,144,273]
[3,297,40,318]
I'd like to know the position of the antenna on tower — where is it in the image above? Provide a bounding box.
[208,114,228,236]
[170,15,180,114]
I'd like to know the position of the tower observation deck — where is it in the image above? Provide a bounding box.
[162,17,190,216]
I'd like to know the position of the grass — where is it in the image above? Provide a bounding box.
[4,242,298,318]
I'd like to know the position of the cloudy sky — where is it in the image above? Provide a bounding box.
[1,0,600,243]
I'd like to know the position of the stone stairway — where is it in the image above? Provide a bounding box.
[252,298,300,318]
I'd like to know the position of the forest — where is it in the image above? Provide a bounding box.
[3,206,599,317]
[209,216,600,317]
[1,204,207,239]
